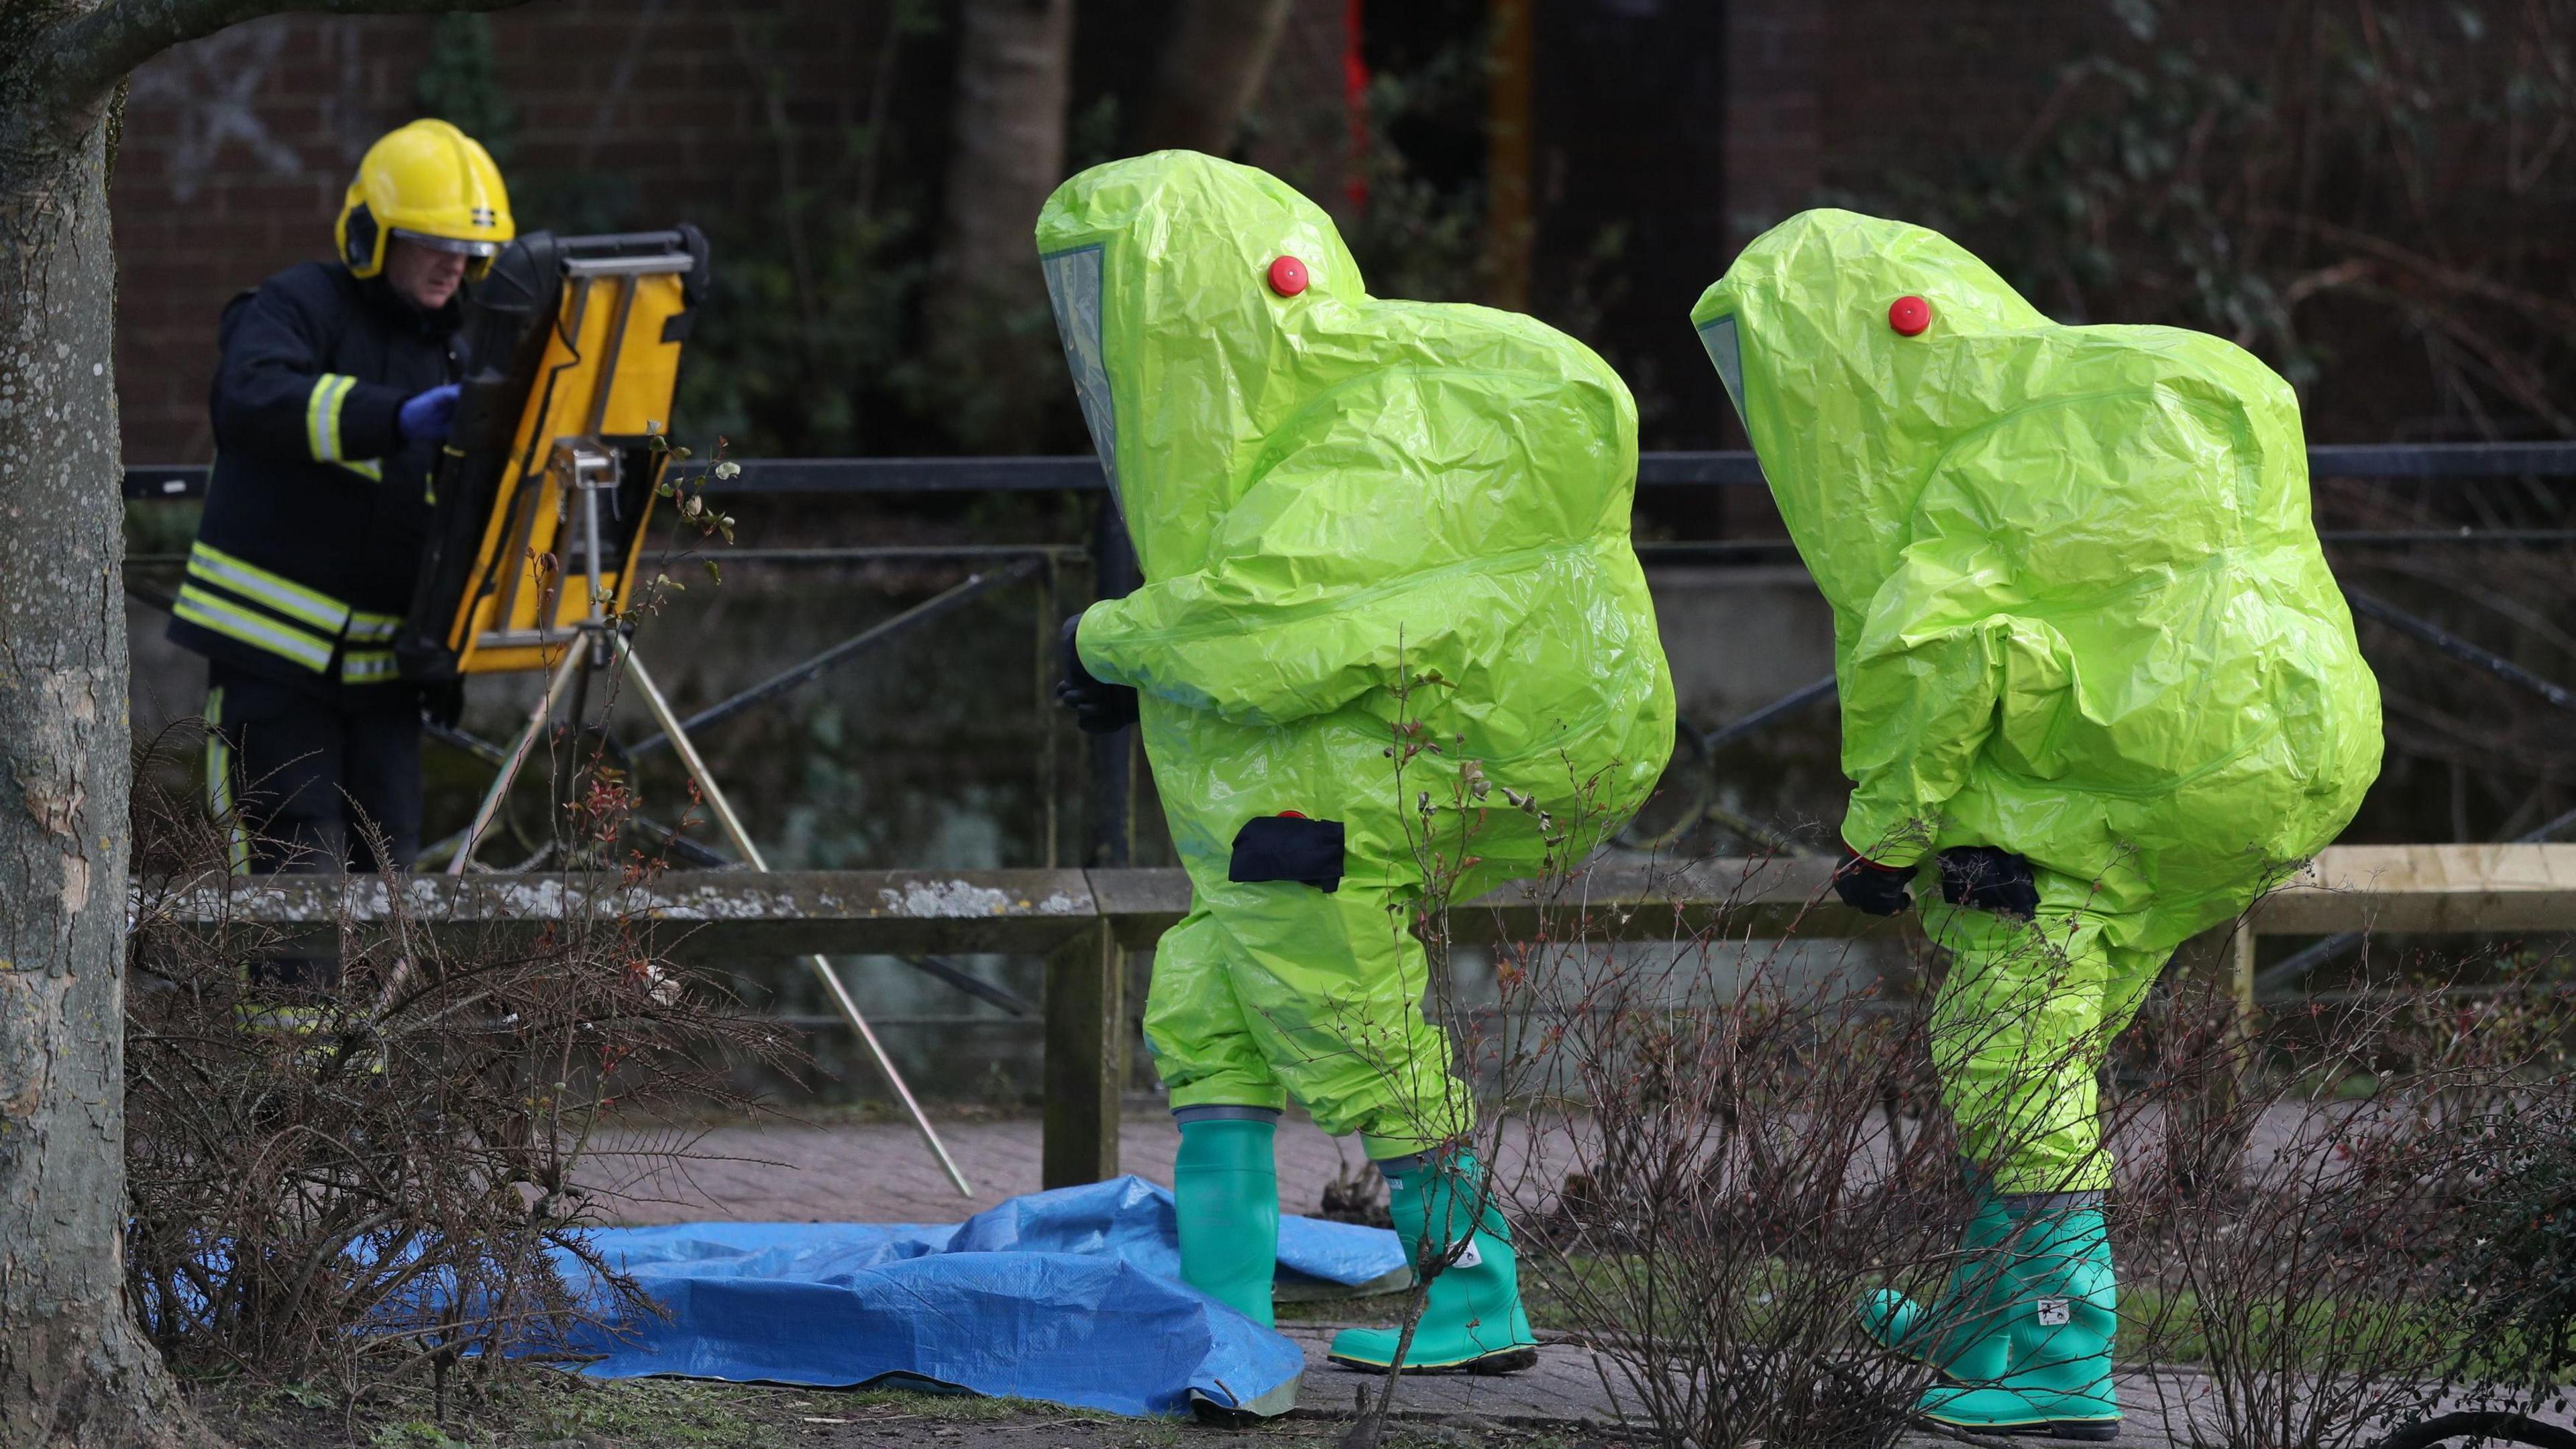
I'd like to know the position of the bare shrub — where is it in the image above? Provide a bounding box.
[1334,652,2141,1449]
[123,725,792,1405]
[2444,1063,2576,1411]
[1499,916,1961,1448]
[1318,666,2576,1449]
[1468,868,2576,1449]
[2118,955,2576,1449]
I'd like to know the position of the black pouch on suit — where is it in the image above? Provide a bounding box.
[1228,815,1346,893]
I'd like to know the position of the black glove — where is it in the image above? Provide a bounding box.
[422,678,466,731]
[1938,846,2039,918]
[1055,615,1138,735]
[1831,849,1915,916]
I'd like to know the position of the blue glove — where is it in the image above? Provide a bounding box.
[397,382,462,443]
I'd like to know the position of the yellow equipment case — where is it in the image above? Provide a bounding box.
[399,227,710,678]
[406,227,975,1197]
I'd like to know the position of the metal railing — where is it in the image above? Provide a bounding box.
[152,843,2576,1188]
[122,440,2576,1014]
[119,439,2576,500]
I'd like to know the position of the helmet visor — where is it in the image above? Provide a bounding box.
[390,227,502,259]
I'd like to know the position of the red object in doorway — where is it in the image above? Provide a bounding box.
[1344,0,1371,211]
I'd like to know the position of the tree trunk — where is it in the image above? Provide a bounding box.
[1,1,519,1440]
[1132,0,1294,156]
[0,36,204,1449]
[924,0,1073,449]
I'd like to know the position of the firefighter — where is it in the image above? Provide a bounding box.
[170,119,511,885]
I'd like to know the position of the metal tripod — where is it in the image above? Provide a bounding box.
[446,445,973,1197]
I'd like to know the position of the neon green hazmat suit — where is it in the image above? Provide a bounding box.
[1692,210,2381,1192]
[1038,152,1674,1154]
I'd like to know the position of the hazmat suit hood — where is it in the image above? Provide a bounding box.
[1037,151,1673,885]
[1037,155,1365,578]
[1693,209,2380,950]
[1691,213,2053,614]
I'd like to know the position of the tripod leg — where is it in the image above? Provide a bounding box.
[616,640,977,1198]
[448,644,588,876]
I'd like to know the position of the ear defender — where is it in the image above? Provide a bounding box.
[341,203,382,276]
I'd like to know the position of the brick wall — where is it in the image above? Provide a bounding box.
[1815,0,2108,200]
[1722,0,2112,241]
[116,15,410,460]
[1722,0,1825,248]
[107,0,2141,461]
[111,1,906,462]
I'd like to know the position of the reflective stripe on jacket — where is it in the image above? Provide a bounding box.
[167,261,458,692]
[173,541,407,686]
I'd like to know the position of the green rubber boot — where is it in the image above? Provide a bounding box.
[1328,1150,1539,1374]
[1173,1110,1281,1327]
[1863,1175,2012,1377]
[1918,1197,2121,1441]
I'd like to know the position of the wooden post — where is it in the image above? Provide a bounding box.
[1044,919,1124,1188]
[2169,920,2259,1197]
[2226,917,2257,1034]
[2172,920,2257,1030]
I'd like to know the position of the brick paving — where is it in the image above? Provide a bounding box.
[587,1098,2344,1228]
[581,1108,2576,1439]
[1281,1330,1642,1428]
[587,1104,1375,1225]
[1279,1342,2237,1440]
[1275,1347,2571,1445]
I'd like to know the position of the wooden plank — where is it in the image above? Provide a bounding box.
[1087,855,1884,945]
[1452,855,1878,941]
[1042,920,1124,1189]
[2251,844,2576,934]
[148,869,1104,957]
[140,846,2576,957]
[1085,867,1193,947]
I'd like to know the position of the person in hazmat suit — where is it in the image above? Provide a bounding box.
[1692,209,2381,1439]
[1690,211,2369,1433]
[1038,152,1674,1382]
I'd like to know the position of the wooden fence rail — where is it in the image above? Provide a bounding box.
[147,844,2576,1190]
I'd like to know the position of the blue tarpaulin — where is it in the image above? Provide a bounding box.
[553,1176,1406,1418]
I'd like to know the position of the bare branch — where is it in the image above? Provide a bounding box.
[37,0,529,120]
[2255,207,2576,336]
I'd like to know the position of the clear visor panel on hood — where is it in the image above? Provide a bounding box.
[1040,246,1118,502]
[1697,313,1747,426]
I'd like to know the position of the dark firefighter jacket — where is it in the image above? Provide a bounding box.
[166,261,462,692]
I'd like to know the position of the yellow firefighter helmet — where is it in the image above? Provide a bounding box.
[335,119,515,280]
